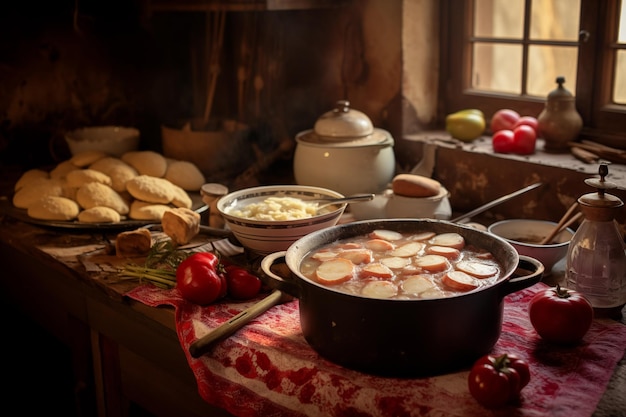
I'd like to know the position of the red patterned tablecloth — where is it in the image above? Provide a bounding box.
[126,282,626,417]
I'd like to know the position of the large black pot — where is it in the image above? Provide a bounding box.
[260,219,544,377]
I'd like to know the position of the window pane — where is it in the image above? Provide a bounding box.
[615,50,626,104]
[530,0,581,41]
[614,2,626,104]
[617,1,626,43]
[474,0,524,38]
[472,43,522,93]
[527,45,578,96]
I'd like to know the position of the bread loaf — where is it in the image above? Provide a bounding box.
[391,174,441,198]
[161,207,200,245]
[115,228,152,258]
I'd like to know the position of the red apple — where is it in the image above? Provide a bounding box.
[511,125,537,154]
[513,116,539,133]
[492,129,515,153]
[490,109,520,133]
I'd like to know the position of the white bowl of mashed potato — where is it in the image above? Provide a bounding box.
[217,185,347,255]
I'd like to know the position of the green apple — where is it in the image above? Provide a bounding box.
[446,109,486,142]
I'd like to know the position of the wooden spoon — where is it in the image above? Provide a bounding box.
[189,290,290,358]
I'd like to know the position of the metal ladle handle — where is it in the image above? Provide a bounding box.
[450,183,543,224]
[315,193,375,210]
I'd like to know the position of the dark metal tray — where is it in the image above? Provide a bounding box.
[0,194,208,232]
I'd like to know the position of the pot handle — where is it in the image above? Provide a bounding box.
[500,255,545,297]
[259,251,303,298]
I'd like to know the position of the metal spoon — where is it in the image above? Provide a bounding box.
[450,183,543,223]
[312,193,375,210]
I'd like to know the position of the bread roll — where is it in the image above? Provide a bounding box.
[115,228,152,258]
[13,178,64,209]
[161,207,200,245]
[28,196,80,221]
[122,151,168,177]
[170,183,193,209]
[65,169,112,188]
[70,150,108,167]
[78,206,122,223]
[89,157,138,192]
[90,156,129,174]
[106,164,139,193]
[126,175,175,204]
[76,182,130,215]
[129,200,171,221]
[164,160,205,191]
[49,160,79,180]
[14,169,49,192]
[392,174,441,198]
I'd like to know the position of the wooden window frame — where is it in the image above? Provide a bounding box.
[440,0,626,149]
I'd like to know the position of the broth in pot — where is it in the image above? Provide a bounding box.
[300,229,504,300]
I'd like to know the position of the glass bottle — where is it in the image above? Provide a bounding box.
[566,164,626,319]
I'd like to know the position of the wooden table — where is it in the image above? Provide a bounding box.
[0,213,235,417]
[0,213,624,417]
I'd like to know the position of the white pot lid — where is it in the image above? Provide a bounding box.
[297,100,393,147]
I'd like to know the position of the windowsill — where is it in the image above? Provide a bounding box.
[402,131,626,189]
[399,131,626,232]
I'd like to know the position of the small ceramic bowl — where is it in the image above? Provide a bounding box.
[384,186,452,220]
[488,219,575,274]
[65,126,140,157]
[217,185,347,255]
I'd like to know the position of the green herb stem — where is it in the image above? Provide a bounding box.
[121,265,177,288]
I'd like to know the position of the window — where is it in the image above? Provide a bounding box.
[443,0,626,149]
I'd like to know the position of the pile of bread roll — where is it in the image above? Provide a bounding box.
[12,149,206,224]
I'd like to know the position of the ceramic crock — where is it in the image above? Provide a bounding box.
[384,186,452,220]
[293,100,396,196]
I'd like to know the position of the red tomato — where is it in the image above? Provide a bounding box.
[218,273,228,298]
[492,129,515,153]
[511,125,537,154]
[474,353,530,389]
[468,353,530,408]
[512,116,539,132]
[490,109,520,133]
[176,252,225,305]
[529,284,594,344]
[225,265,262,300]
[506,353,531,389]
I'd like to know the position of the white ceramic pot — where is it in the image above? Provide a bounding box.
[384,187,452,220]
[294,100,396,196]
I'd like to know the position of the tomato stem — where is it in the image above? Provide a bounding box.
[493,353,510,370]
[554,283,571,299]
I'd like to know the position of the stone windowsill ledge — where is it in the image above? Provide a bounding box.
[402,131,626,189]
